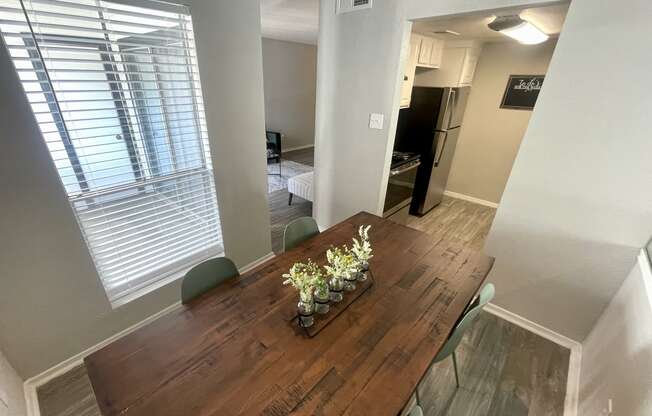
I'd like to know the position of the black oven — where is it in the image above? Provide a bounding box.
[383,151,421,217]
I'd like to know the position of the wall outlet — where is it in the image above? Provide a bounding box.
[369,113,384,130]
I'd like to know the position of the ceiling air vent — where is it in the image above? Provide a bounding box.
[336,0,372,14]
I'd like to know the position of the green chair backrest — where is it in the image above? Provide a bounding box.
[433,283,495,363]
[408,405,423,416]
[181,257,239,304]
[283,217,320,251]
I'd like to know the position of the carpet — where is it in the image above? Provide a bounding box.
[267,160,313,194]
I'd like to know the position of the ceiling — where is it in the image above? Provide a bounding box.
[412,3,570,42]
[260,0,319,45]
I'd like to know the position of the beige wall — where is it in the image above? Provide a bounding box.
[486,0,652,340]
[443,40,557,204]
[0,348,25,416]
[313,0,555,229]
[262,38,317,151]
[317,0,652,341]
[0,0,270,378]
[579,252,652,415]
[314,0,408,228]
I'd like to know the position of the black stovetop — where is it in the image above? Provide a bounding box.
[391,151,420,169]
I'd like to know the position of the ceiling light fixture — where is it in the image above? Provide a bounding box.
[432,30,460,36]
[488,15,549,45]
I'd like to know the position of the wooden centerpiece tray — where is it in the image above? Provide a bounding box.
[290,270,374,338]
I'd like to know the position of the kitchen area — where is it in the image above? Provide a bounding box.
[383,3,569,225]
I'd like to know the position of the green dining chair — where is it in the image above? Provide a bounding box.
[410,405,424,416]
[181,257,239,304]
[283,216,320,251]
[433,283,495,388]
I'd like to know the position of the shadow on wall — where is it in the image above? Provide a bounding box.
[578,255,652,416]
[0,347,27,416]
[486,219,639,340]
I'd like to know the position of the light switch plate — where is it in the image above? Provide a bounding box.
[369,113,384,130]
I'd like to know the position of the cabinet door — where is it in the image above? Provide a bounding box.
[429,38,444,68]
[418,37,433,65]
[400,36,420,107]
[459,50,480,86]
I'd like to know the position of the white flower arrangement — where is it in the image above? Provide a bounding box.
[283,225,374,311]
[312,266,329,300]
[324,246,358,280]
[282,259,320,302]
[351,225,373,264]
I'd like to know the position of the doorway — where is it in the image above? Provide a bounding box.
[392,3,573,415]
[387,3,568,225]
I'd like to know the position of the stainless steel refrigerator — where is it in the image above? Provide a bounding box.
[393,86,470,215]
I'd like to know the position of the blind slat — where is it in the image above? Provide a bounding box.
[76,174,215,216]
[0,19,192,43]
[32,45,197,61]
[0,0,224,306]
[45,128,209,147]
[0,6,190,34]
[41,110,203,126]
[2,31,191,52]
[77,178,216,224]
[88,204,220,253]
[23,0,190,23]
[41,114,203,134]
[103,241,221,290]
[94,223,220,270]
[28,93,205,106]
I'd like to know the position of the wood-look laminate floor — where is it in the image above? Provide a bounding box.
[269,147,314,254]
[282,146,314,167]
[36,175,570,416]
[406,195,496,252]
[417,312,569,416]
[269,188,312,254]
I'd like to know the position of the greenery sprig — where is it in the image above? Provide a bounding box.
[351,225,373,264]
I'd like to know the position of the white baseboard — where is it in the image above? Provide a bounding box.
[484,303,582,416]
[283,144,314,153]
[239,251,276,273]
[443,190,499,209]
[23,301,181,416]
[23,251,277,416]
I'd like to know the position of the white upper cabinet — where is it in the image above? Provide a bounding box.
[415,34,444,69]
[459,48,480,86]
[400,36,421,108]
[428,38,444,68]
[412,41,483,88]
[417,36,433,66]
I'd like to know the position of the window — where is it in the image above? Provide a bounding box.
[0,0,223,306]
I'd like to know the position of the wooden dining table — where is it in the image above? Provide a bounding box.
[85,212,494,416]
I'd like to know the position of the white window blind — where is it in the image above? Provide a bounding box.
[0,0,224,306]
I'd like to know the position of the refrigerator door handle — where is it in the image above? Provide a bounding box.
[434,132,448,167]
[446,89,456,129]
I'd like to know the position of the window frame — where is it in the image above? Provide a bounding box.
[1,0,224,307]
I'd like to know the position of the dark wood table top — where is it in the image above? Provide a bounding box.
[85,212,494,416]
